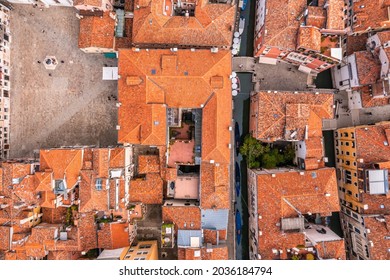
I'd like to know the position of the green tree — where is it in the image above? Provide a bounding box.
[240,135,269,168]
[283,144,295,164]
[261,152,278,169]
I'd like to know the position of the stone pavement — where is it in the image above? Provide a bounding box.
[10,5,118,158]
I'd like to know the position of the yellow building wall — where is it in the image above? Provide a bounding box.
[335,128,363,212]
[120,240,158,260]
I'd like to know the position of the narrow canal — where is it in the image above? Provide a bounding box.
[233,0,255,260]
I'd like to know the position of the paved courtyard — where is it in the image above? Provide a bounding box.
[10,5,118,158]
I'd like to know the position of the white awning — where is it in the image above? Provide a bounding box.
[103,67,119,80]
[259,56,277,65]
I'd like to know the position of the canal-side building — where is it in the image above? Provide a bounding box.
[254,0,343,74]
[131,0,236,49]
[117,48,232,259]
[247,89,344,260]
[335,122,390,259]
[0,4,10,159]
[249,90,335,170]
[343,0,390,35]
[247,167,345,260]
[332,30,390,107]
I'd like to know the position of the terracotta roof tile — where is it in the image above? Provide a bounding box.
[74,0,101,6]
[315,239,346,259]
[326,0,345,30]
[355,122,390,164]
[118,49,231,155]
[251,91,334,142]
[74,212,98,252]
[34,171,52,192]
[40,149,83,190]
[364,216,390,259]
[200,163,230,209]
[254,168,340,259]
[162,206,201,231]
[97,222,130,249]
[41,207,67,224]
[261,0,307,49]
[132,0,235,47]
[138,155,160,174]
[0,226,11,250]
[346,33,368,56]
[47,251,81,260]
[129,173,163,204]
[109,148,125,169]
[350,0,390,33]
[178,245,228,260]
[298,26,321,52]
[79,170,109,212]
[78,13,115,50]
[354,51,381,86]
[306,6,326,28]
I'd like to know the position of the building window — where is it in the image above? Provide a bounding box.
[139,245,152,249]
[95,178,102,190]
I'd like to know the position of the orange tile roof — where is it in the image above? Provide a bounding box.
[326,0,345,30]
[261,0,307,49]
[79,170,109,212]
[0,226,11,250]
[251,91,334,142]
[24,223,61,259]
[162,206,201,230]
[351,0,390,33]
[346,33,368,56]
[40,149,83,190]
[97,222,130,249]
[364,216,390,259]
[306,6,326,28]
[92,149,109,178]
[178,245,228,260]
[254,168,340,259]
[47,251,81,260]
[78,12,115,50]
[138,155,160,174]
[73,212,98,252]
[41,207,67,224]
[297,26,321,52]
[34,171,52,192]
[354,122,390,164]
[200,162,230,209]
[132,0,235,47]
[315,239,346,260]
[354,51,381,86]
[109,148,125,169]
[74,0,101,6]
[118,49,232,161]
[129,173,163,204]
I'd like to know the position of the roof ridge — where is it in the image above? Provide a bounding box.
[257,92,285,138]
[267,25,297,48]
[119,124,142,144]
[64,150,82,177]
[202,51,231,79]
[109,148,124,167]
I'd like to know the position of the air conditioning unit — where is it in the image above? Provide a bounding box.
[271,174,276,178]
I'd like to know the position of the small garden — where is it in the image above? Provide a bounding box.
[240,135,295,169]
[65,205,78,226]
